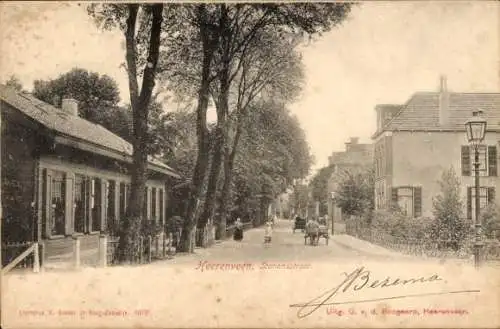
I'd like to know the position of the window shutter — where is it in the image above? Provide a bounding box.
[86,178,92,233]
[43,169,52,238]
[461,145,471,176]
[467,187,472,220]
[101,180,108,232]
[64,175,74,236]
[413,187,422,218]
[488,146,497,176]
[488,187,495,204]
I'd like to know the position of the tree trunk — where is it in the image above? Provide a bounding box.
[198,5,230,239]
[179,75,210,252]
[118,4,163,263]
[198,126,223,226]
[216,114,243,239]
[179,5,218,252]
[216,152,232,239]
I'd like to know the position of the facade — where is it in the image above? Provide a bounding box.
[372,77,500,220]
[327,137,374,223]
[1,85,180,266]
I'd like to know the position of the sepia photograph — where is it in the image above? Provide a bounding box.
[0,1,499,328]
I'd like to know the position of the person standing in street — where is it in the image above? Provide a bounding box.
[233,218,244,241]
[264,220,273,245]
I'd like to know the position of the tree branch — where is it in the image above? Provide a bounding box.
[138,4,164,110]
[125,4,140,109]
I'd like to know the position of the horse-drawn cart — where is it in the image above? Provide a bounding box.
[293,216,306,233]
[304,221,329,246]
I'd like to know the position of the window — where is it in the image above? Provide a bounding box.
[159,189,164,224]
[397,187,414,217]
[126,184,131,202]
[462,145,497,177]
[467,187,495,221]
[90,178,102,232]
[391,186,422,218]
[119,182,126,219]
[151,187,157,221]
[74,174,88,233]
[143,187,148,219]
[50,171,66,236]
[107,180,116,229]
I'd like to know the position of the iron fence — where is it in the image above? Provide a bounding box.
[355,227,500,260]
[106,230,177,266]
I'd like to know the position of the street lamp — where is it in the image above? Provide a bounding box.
[330,192,336,235]
[465,110,487,268]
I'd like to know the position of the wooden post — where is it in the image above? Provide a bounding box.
[99,234,107,267]
[139,236,143,264]
[33,242,40,273]
[162,232,166,258]
[148,235,152,263]
[40,242,45,272]
[154,234,158,258]
[73,236,80,269]
[168,233,173,257]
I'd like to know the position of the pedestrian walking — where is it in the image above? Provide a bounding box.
[233,218,244,241]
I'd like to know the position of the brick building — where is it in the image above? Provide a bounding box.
[327,137,374,224]
[372,77,500,219]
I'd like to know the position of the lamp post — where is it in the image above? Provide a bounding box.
[465,110,487,268]
[330,192,336,235]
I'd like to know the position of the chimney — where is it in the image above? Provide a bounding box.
[61,98,78,116]
[438,75,450,126]
[375,104,401,131]
[350,137,359,144]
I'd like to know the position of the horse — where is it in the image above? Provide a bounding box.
[305,220,320,246]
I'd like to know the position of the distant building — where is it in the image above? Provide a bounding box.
[327,137,374,223]
[1,85,180,267]
[372,77,500,219]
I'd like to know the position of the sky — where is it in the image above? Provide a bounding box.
[1,1,498,174]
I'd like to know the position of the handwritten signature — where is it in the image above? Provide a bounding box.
[289,266,479,318]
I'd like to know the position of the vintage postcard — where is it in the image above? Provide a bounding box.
[1,1,499,328]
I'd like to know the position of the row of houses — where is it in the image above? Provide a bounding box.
[328,77,500,223]
[1,84,181,267]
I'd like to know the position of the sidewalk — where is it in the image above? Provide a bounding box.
[332,234,414,259]
[332,234,500,268]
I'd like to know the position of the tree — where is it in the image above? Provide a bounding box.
[431,167,469,250]
[88,4,165,261]
[210,29,304,237]
[32,68,133,140]
[309,165,336,215]
[335,168,375,218]
[198,3,352,238]
[89,3,353,252]
[5,75,24,92]
[290,183,310,217]
[228,101,312,227]
[480,203,500,240]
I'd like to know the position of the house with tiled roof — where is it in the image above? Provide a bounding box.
[0,84,180,267]
[327,137,373,227]
[372,77,500,219]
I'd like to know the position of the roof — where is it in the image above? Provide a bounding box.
[375,92,500,137]
[328,144,373,166]
[0,85,180,179]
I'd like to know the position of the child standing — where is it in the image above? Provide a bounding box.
[264,221,273,244]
